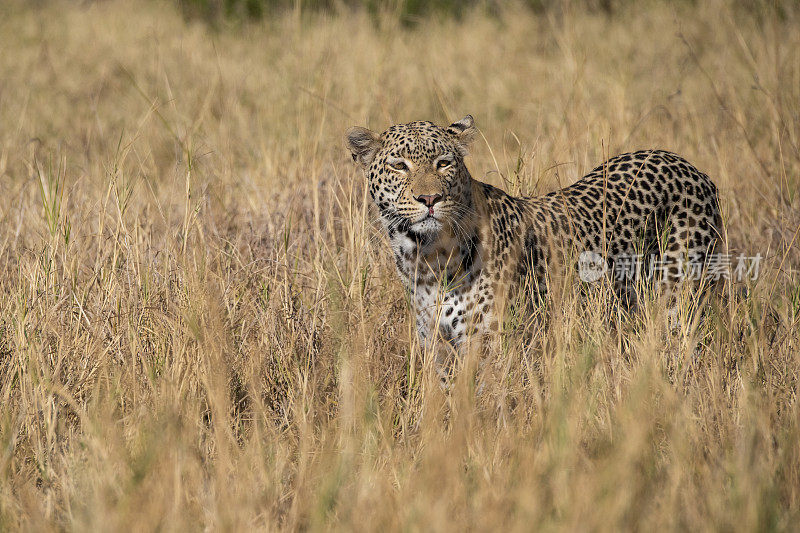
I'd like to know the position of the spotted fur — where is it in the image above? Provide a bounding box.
[346,116,723,352]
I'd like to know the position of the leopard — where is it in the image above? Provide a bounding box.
[346,115,723,361]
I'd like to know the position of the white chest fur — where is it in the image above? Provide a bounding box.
[390,229,490,346]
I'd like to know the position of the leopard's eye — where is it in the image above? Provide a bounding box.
[436,159,452,170]
[388,160,409,172]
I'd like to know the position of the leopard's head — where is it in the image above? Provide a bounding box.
[346,116,476,238]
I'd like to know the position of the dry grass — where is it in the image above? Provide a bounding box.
[1,0,799,529]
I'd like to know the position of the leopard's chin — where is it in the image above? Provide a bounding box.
[410,216,443,235]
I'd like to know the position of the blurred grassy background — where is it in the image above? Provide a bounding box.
[0,0,799,530]
[175,0,798,26]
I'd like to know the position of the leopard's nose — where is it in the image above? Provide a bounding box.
[414,194,443,208]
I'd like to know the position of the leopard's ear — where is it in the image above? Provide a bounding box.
[345,126,382,169]
[446,115,476,155]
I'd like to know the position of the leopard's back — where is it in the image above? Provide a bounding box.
[520,149,723,292]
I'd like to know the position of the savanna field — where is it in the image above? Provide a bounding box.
[1,0,799,529]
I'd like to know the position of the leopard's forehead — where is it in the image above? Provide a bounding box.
[381,121,455,158]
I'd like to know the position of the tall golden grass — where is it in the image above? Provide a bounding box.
[0,0,799,529]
